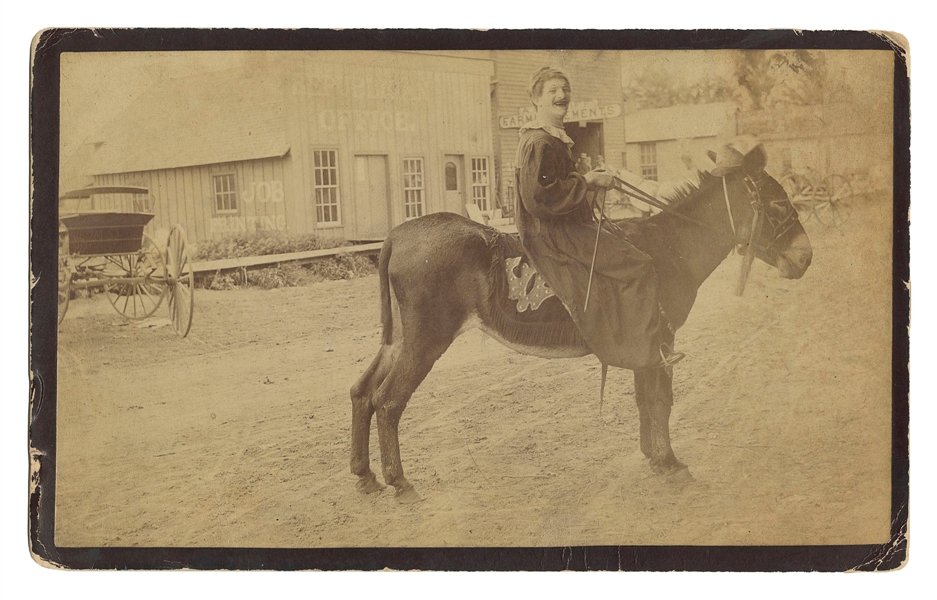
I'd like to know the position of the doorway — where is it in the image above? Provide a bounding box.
[443,155,464,211]
[352,154,390,241]
[564,122,605,168]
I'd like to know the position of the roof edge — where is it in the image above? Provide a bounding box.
[91,146,291,177]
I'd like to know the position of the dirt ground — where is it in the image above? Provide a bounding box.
[53,198,894,548]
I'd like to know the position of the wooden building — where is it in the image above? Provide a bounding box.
[622,102,738,183]
[85,52,495,245]
[736,102,892,186]
[490,51,626,215]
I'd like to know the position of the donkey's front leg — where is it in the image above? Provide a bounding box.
[637,367,693,482]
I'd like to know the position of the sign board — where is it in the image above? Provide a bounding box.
[499,101,622,129]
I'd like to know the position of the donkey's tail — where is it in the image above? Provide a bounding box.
[379,237,394,346]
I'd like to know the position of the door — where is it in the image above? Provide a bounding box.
[564,122,605,169]
[352,155,390,240]
[443,155,464,211]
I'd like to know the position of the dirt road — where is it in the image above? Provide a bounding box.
[54,200,894,548]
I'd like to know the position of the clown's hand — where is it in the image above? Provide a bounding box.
[583,171,614,189]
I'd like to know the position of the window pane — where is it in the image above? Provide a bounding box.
[213,174,238,213]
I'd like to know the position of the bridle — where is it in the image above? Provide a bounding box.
[729,172,801,260]
[592,171,800,297]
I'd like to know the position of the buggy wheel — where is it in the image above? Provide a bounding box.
[815,174,853,228]
[58,259,70,325]
[105,233,166,320]
[166,226,194,337]
[782,175,812,222]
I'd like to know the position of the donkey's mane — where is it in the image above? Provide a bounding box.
[657,170,718,210]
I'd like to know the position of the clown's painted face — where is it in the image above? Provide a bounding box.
[534,77,571,122]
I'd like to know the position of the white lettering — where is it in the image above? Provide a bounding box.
[317,110,417,133]
[210,214,287,234]
[270,180,284,204]
[256,181,270,203]
[395,111,414,132]
[499,103,622,129]
[240,180,285,204]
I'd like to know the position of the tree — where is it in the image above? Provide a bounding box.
[622,67,740,111]
[735,50,851,109]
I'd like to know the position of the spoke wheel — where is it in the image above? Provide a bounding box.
[815,174,853,228]
[58,230,71,325]
[105,234,166,320]
[166,226,195,337]
[782,175,812,222]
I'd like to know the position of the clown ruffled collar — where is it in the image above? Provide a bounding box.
[520,120,575,148]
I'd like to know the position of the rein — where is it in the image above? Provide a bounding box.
[611,176,717,233]
[596,172,795,297]
[610,172,791,257]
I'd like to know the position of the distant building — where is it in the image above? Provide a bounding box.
[84,52,495,244]
[737,102,892,185]
[622,102,738,183]
[77,50,885,248]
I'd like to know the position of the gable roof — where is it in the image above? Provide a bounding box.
[625,102,738,144]
[86,65,289,175]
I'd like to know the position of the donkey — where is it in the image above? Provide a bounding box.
[350,145,812,503]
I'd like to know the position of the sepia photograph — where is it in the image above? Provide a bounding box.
[29,29,908,570]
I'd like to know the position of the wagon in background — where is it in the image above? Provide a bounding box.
[58,186,195,337]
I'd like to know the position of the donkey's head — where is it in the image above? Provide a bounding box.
[710,145,813,280]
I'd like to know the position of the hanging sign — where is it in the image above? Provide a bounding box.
[499,102,621,129]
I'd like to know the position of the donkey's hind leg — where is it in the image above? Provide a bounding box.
[350,346,393,494]
[372,335,452,504]
[633,370,653,459]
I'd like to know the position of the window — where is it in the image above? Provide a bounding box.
[313,150,341,225]
[213,173,238,214]
[640,143,658,181]
[403,158,425,220]
[445,162,458,191]
[471,157,490,212]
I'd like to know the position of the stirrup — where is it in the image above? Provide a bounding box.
[657,343,685,369]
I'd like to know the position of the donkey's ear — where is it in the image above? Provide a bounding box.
[742,144,767,175]
[706,150,718,164]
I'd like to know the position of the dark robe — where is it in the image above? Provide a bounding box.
[514,128,668,370]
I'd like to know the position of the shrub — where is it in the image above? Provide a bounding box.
[307,253,376,282]
[195,250,377,291]
[193,232,347,261]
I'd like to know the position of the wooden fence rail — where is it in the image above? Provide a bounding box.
[191,242,384,275]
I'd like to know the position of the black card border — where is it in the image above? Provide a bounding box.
[28,28,910,571]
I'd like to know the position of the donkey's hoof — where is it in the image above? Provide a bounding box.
[394,486,423,505]
[667,466,695,484]
[356,472,386,494]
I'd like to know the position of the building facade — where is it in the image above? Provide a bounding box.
[490,51,626,216]
[622,102,739,183]
[87,52,495,245]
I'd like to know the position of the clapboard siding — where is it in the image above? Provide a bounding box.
[288,53,494,240]
[94,156,291,247]
[91,52,495,245]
